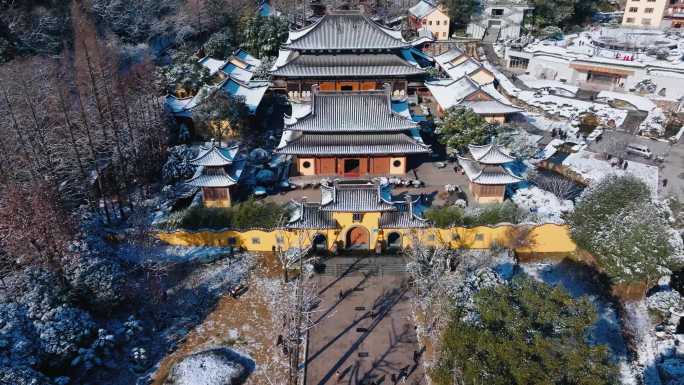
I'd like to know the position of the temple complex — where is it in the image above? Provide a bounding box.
[186,141,246,207]
[457,142,523,203]
[276,85,430,177]
[270,10,430,98]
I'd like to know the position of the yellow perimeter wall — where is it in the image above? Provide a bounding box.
[157,223,577,256]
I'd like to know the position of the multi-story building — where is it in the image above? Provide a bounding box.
[186,141,246,207]
[275,85,430,178]
[408,0,450,40]
[622,0,668,28]
[457,143,522,203]
[270,10,429,97]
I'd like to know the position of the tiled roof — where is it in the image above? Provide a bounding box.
[285,12,408,51]
[320,183,397,212]
[461,100,522,115]
[468,143,516,164]
[275,133,431,155]
[458,156,522,185]
[186,166,238,187]
[286,90,419,132]
[190,142,239,166]
[425,77,480,107]
[409,0,438,19]
[287,202,338,229]
[271,53,425,78]
[379,200,429,228]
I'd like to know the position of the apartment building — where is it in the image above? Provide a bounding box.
[622,0,668,28]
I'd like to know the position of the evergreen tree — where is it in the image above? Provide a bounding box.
[239,14,289,58]
[432,275,618,385]
[436,107,494,153]
[441,0,482,29]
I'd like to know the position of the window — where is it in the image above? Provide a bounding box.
[491,8,504,16]
[251,237,260,245]
[427,234,436,241]
[509,56,529,70]
[435,20,439,25]
[443,32,447,37]
[392,159,402,167]
[626,17,636,23]
[428,20,432,25]
[228,237,237,245]
[276,236,284,245]
[629,7,639,12]
[302,160,312,169]
[353,213,362,222]
[475,234,484,241]
[451,233,460,241]
[645,7,654,13]
[642,18,652,25]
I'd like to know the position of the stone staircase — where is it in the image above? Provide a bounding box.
[317,256,408,277]
[483,26,500,44]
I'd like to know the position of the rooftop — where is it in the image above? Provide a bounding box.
[275,132,430,156]
[285,88,419,133]
[271,52,426,78]
[285,11,408,51]
[320,181,397,212]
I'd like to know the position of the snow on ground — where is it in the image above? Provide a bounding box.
[639,108,667,137]
[624,301,663,385]
[520,261,637,384]
[512,186,573,224]
[562,150,659,196]
[518,90,628,128]
[596,91,657,112]
[518,75,579,97]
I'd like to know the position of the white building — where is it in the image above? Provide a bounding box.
[622,0,667,28]
[504,30,684,100]
[467,0,533,42]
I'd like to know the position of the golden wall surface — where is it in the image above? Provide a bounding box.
[157,222,577,256]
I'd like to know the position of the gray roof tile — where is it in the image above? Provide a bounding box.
[287,90,419,132]
[275,133,431,155]
[286,12,408,51]
[287,202,338,229]
[271,53,425,78]
[320,183,397,212]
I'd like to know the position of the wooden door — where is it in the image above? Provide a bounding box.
[319,158,336,174]
[372,157,390,174]
[337,81,358,91]
[346,227,369,249]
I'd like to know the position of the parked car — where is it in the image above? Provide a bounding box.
[625,143,653,159]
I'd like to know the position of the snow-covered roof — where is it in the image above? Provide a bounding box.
[186,166,238,187]
[221,79,269,113]
[190,142,239,166]
[425,77,480,108]
[199,57,228,76]
[468,143,516,164]
[461,100,522,115]
[457,156,523,185]
[409,0,438,18]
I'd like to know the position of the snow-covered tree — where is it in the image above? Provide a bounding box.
[567,175,682,286]
[203,29,235,59]
[157,51,211,96]
[193,92,250,142]
[239,14,289,58]
[437,107,494,154]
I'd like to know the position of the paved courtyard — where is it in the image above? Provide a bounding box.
[305,257,425,385]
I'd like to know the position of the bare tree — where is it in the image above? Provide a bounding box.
[529,170,582,200]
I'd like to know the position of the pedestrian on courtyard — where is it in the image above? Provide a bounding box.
[624,161,628,170]
[663,179,669,187]
[413,350,420,363]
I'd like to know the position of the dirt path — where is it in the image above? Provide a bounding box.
[151,254,287,385]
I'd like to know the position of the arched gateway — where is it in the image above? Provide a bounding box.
[346,226,370,250]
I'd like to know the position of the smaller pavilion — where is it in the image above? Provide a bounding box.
[457,142,523,203]
[186,141,246,207]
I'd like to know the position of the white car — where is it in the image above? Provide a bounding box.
[625,143,653,159]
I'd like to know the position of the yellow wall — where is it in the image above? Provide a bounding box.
[389,157,406,175]
[298,158,316,176]
[157,223,577,256]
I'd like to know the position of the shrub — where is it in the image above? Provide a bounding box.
[567,175,681,285]
[161,199,286,230]
[425,201,522,228]
[431,275,618,385]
